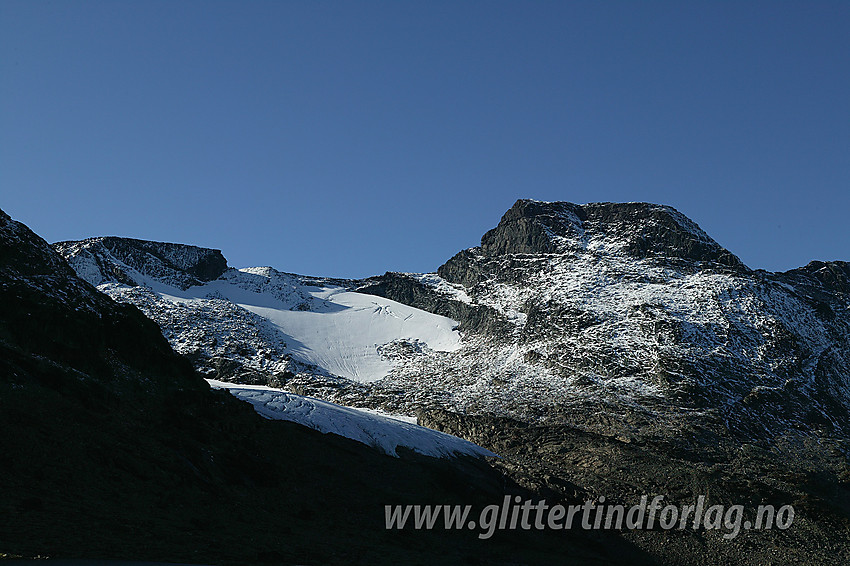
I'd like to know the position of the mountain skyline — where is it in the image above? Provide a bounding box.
[55,198,850,443]
[40,198,848,281]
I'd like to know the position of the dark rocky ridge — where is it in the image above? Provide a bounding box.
[0,211,203,397]
[54,236,228,290]
[357,271,512,337]
[782,260,850,296]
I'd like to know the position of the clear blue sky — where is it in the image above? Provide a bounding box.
[2,1,848,278]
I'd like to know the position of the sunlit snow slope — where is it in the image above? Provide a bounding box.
[174,273,459,383]
[201,270,460,382]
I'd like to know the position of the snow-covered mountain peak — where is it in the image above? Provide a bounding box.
[355,200,850,441]
[51,201,850,445]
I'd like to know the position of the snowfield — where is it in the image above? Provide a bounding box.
[213,279,461,383]
[69,250,462,383]
[207,380,495,459]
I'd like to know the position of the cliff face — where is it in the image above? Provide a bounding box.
[442,200,744,287]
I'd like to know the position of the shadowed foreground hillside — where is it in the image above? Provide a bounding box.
[0,208,650,565]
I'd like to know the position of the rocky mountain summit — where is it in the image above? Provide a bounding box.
[464,199,744,266]
[370,200,850,444]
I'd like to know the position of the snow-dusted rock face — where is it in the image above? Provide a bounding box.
[365,200,850,442]
[54,237,228,290]
[55,200,850,444]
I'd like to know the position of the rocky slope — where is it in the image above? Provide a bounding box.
[1,213,205,400]
[372,200,850,564]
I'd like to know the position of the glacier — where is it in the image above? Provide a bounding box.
[206,379,495,458]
